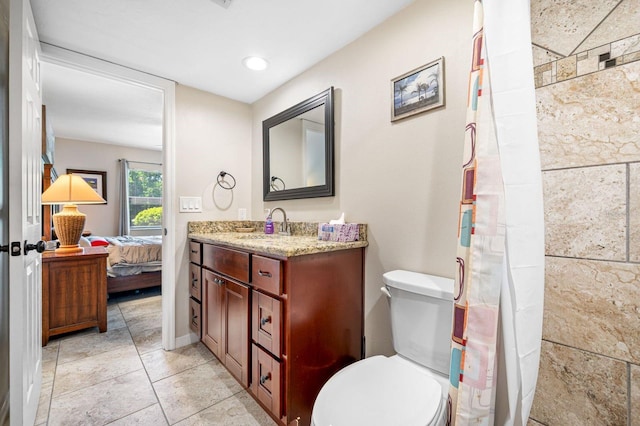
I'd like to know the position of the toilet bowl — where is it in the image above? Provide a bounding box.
[311,355,448,426]
[311,270,454,426]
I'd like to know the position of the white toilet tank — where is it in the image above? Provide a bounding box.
[383,270,454,376]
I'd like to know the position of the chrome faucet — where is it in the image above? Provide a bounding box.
[268,207,290,235]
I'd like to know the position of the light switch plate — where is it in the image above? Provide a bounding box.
[179,196,202,213]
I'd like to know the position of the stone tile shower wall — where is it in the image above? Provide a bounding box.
[529,0,640,423]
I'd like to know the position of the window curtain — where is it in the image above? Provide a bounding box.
[447,0,544,425]
[118,159,130,236]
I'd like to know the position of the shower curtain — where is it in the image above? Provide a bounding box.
[447,0,545,425]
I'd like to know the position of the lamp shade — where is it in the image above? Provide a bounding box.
[42,174,106,205]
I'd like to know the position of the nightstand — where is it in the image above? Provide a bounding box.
[42,246,108,346]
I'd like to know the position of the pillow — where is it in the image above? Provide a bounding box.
[87,236,109,247]
[79,237,91,247]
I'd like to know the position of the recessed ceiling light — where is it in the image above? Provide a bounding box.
[242,56,269,71]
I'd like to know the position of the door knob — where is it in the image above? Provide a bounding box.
[24,240,45,255]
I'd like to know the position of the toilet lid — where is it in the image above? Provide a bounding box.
[312,355,443,426]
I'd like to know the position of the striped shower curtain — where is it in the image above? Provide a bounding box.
[447,0,545,424]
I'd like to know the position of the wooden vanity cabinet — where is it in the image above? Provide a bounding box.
[195,239,364,426]
[201,245,251,387]
[254,249,365,426]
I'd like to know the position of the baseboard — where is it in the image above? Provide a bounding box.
[175,332,200,348]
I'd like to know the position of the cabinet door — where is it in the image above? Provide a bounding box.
[189,298,201,337]
[202,269,224,357]
[48,259,101,329]
[224,279,250,387]
[251,343,282,419]
[189,263,201,301]
[252,290,281,357]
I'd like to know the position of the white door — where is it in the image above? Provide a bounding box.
[8,0,43,424]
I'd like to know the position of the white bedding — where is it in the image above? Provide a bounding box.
[104,235,162,266]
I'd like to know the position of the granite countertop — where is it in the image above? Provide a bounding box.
[188,221,368,257]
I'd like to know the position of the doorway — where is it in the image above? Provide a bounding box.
[40,45,177,350]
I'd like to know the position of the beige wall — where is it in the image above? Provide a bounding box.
[54,138,162,237]
[174,85,252,340]
[529,0,640,424]
[251,0,472,356]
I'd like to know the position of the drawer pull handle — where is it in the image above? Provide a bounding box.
[258,270,272,278]
[214,278,224,285]
[260,373,271,385]
[190,249,198,254]
[260,316,271,326]
[191,278,198,285]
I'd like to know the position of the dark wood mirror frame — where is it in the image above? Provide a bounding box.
[262,87,334,201]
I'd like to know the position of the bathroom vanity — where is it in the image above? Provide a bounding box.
[189,222,367,426]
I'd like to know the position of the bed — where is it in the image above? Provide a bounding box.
[87,235,162,294]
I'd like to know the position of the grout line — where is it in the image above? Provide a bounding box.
[103,402,159,425]
[545,254,638,265]
[626,163,631,263]
[568,0,624,57]
[542,338,638,364]
[121,297,172,426]
[628,362,632,426]
[542,160,640,173]
[532,42,566,60]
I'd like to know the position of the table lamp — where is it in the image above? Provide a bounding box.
[41,174,106,253]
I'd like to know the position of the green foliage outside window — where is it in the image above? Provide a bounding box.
[129,169,162,228]
[132,206,163,226]
[129,170,162,197]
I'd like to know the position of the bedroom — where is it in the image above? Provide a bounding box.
[40,58,165,293]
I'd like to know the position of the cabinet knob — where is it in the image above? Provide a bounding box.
[260,316,271,326]
[191,277,198,285]
[260,373,271,385]
[258,270,272,278]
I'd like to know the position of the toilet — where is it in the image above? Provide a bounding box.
[311,270,454,426]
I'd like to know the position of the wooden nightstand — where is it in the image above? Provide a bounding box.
[42,246,108,346]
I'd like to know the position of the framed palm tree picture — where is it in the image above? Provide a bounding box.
[391,57,445,122]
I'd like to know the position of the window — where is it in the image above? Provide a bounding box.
[128,168,162,229]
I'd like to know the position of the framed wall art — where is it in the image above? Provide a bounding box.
[391,56,445,121]
[67,169,107,202]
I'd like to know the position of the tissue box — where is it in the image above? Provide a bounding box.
[317,223,360,242]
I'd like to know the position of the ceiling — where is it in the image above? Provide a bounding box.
[32,0,415,151]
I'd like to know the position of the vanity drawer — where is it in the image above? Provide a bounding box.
[189,241,202,265]
[189,263,201,301]
[251,255,282,296]
[189,297,201,337]
[203,244,250,283]
[252,290,282,357]
[251,343,282,419]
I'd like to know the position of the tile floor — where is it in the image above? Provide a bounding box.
[36,290,278,425]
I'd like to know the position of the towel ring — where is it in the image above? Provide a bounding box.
[217,171,236,190]
[270,176,285,191]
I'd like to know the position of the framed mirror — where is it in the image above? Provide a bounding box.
[263,87,334,201]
